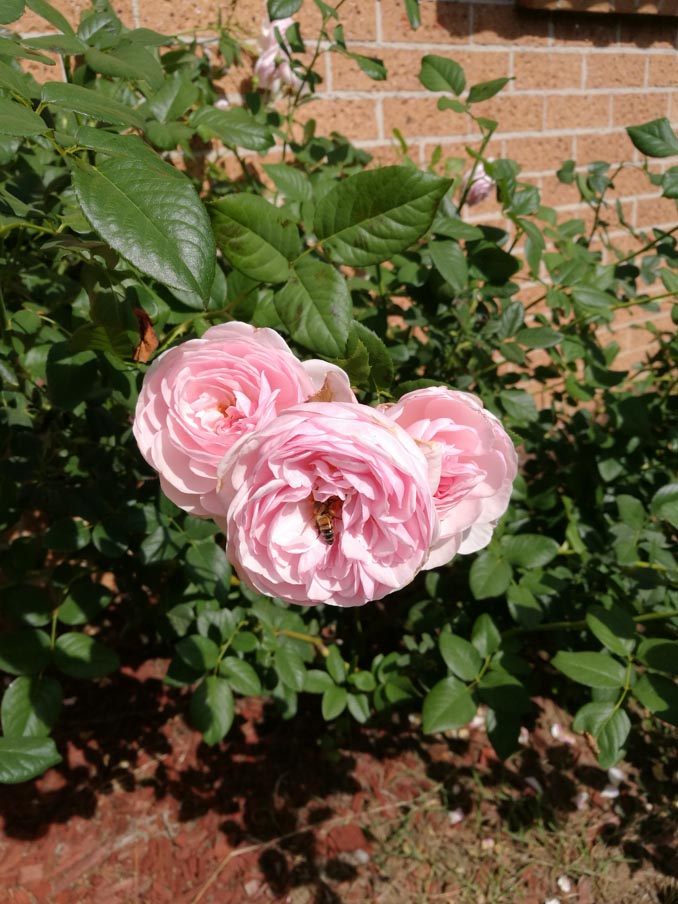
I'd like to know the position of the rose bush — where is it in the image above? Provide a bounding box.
[381,387,518,569]
[215,402,439,606]
[133,322,354,517]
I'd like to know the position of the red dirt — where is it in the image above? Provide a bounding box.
[1,659,676,904]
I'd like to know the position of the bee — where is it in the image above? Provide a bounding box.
[313,496,341,546]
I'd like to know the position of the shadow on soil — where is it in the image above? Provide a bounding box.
[1,662,677,901]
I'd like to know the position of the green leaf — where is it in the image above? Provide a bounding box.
[175,635,220,672]
[75,125,158,161]
[268,0,302,18]
[25,0,75,32]
[57,580,112,625]
[0,737,61,784]
[469,550,512,600]
[85,44,164,89]
[41,81,146,128]
[274,257,351,357]
[314,166,452,266]
[348,670,376,692]
[439,632,482,681]
[617,494,646,530]
[478,670,531,714]
[185,541,231,592]
[571,286,616,311]
[347,321,394,390]
[585,605,636,657]
[352,53,387,81]
[0,97,47,137]
[429,240,468,294]
[44,517,91,552]
[403,0,420,29]
[73,157,215,300]
[275,646,306,692]
[551,651,626,689]
[0,0,25,24]
[468,77,511,104]
[0,629,51,675]
[422,676,477,733]
[197,610,236,645]
[485,708,521,761]
[263,163,312,202]
[572,702,630,767]
[53,633,120,679]
[661,167,678,198]
[499,389,538,425]
[637,638,678,675]
[190,676,234,744]
[24,34,87,54]
[418,55,465,95]
[632,673,678,725]
[0,60,38,99]
[437,96,468,114]
[471,614,501,658]
[1,676,62,738]
[211,194,299,283]
[217,657,262,696]
[503,535,560,569]
[304,669,334,693]
[627,117,678,158]
[650,483,678,529]
[191,106,274,152]
[326,645,346,684]
[347,692,371,723]
[321,684,348,719]
[514,326,563,349]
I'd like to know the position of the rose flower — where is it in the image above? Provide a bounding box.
[382,387,517,569]
[215,402,440,607]
[133,322,354,518]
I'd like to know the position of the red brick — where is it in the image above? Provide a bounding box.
[612,91,671,126]
[545,93,610,130]
[585,52,647,89]
[480,94,546,134]
[331,47,510,94]
[296,97,379,141]
[504,134,574,172]
[381,0,471,44]
[648,53,678,87]
[514,51,584,90]
[383,95,470,138]
[552,15,621,47]
[472,5,551,45]
[619,17,678,48]
[576,129,634,165]
[635,194,678,228]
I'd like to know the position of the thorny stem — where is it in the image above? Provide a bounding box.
[280,0,348,164]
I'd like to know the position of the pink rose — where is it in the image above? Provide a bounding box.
[133,322,354,517]
[462,161,494,207]
[254,15,304,95]
[215,402,439,607]
[382,387,517,569]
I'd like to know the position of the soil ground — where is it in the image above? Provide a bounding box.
[1,658,677,904]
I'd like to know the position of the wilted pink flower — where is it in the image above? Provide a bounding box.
[463,161,494,207]
[254,15,304,95]
[133,322,354,518]
[215,402,439,607]
[381,387,517,569]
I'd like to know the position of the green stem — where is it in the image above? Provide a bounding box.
[277,628,330,656]
[503,607,678,639]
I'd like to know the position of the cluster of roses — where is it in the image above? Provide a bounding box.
[133,323,517,607]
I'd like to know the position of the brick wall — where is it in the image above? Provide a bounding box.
[15,0,678,367]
